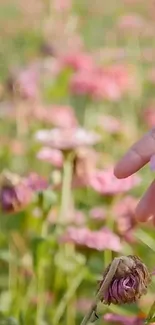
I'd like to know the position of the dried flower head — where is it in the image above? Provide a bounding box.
[0,171,32,213]
[99,255,151,305]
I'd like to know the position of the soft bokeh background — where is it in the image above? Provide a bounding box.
[0,0,155,324]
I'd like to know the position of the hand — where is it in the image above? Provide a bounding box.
[114,128,155,223]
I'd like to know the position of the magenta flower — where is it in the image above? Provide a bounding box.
[37,147,63,168]
[99,255,151,305]
[88,168,140,195]
[104,313,145,325]
[35,127,100,151]
[60,226,122,251]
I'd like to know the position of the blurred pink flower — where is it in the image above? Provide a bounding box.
[62,52,94,72]
[35,127,100,151]
[118,14,145,31]
[104,313,146,325]
[61,226,122,251]
[53,0,72,11]
[76,298,92,313]
[70,65,136,101]
[24,173,48,192]
[143,105,155,128]
[150,154,155,171]
[37,147,63,168]
[112,196,138,242]
[48,208,85,225]
[97,114,123,134]
[33,105,77,128]
[10,67,39,100]
[89,206,106,220]
[88,168,141,195]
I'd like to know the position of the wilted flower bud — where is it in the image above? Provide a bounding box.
[0,171,31,214]
[99,255,151,305]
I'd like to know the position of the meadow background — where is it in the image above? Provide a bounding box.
[0,0,155,324]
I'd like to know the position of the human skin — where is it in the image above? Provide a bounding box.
[114,128,155,223]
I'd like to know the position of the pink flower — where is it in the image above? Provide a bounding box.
[104,313,145,325]
[70,65,136,101]
[33,105,77,129]
[70,71,95,95]
[88,168,141,195]
[62,52,94,72]
[112,196,138,242]
[37,147,63,168]
[11,67,39,100]
[53,0,72,11]
[35,127,100,151]
[60,226,122,251]
[89,206,106,220]
[24,173,48,192]
[150,154,155,171]
[118,14,145,31]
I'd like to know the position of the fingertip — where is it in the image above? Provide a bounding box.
[135,203,149,223]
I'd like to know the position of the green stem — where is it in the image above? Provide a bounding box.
[53,270,86,325]
[80,258,120,325]
[58,151,74,225]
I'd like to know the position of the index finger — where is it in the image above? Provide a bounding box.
[114,129,155,179]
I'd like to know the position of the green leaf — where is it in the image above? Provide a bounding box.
[145,300,155,324]
[0,211,26,231]
[135,229,155,252]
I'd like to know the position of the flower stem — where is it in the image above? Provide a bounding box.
[80,257,120,325]
[58,151,74,225]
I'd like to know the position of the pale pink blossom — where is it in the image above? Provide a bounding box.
[35,127,100,151]
[61,226,122,251]
[37,147,63,168]
[88,168,141,195]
